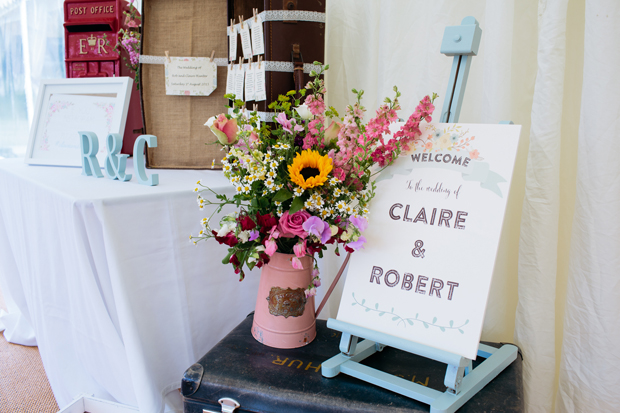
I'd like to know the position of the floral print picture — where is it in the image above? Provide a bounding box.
[30,93,120,167]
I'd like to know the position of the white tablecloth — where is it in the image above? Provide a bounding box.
[0,159,266,412]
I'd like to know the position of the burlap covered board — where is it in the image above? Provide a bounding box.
[141,0,228,169]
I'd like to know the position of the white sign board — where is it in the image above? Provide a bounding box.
[165,57,217,96]
[336,123,521,360]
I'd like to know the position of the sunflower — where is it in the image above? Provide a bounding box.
[288,150,333,189]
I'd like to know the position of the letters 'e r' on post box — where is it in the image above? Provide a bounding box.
[63,0,143,155]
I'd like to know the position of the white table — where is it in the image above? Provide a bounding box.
[0,159,265,412]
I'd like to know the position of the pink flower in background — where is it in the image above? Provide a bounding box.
[305,287,317,298]
[324,121,342,143]
[278,210,311,238]
[205,114,238,145]
[469,149,480,159]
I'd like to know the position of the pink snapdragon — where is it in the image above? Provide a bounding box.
[305,94,326,116]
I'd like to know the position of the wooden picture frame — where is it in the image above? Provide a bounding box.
[25,77,132,167]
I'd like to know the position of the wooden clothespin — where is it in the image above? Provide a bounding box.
[210,50,215,62]
[239,15,244,29]
[253,8,258,23]
[238,57,242,70]
[165,51,171,63]
[258,55,262,69]
[253,104,258,112]
[230,18,235,33]
[248,58,252,69]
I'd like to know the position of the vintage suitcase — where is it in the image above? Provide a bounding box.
[182,315,524,413]
[229,0,326,113]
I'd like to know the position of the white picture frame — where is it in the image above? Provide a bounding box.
[25,77,133,167]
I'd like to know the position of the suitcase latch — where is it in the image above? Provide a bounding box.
[203,397,241,413]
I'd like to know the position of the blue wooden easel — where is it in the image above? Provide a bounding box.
[321,17,519,413]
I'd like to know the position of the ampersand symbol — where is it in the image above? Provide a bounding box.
[104,133,132,181]
[412,240,425,259]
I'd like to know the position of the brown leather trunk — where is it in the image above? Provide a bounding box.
[229,0,326,113]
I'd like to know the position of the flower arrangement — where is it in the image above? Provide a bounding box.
[104,0,141,89]
[191,63,436,297]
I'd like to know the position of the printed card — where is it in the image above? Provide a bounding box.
[226,64,235,95]
[251,16,265,55]
[228,24,237,61]
[245,64,256,102]
[234,64,245,101]
[164,57,217,96]
[336,123,522,360]
[254,64,266,102]
[239,22,253,59]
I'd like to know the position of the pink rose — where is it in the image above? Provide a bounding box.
[205,114,238,145]
[278,210,311,238]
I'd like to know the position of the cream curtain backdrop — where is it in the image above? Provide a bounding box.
[324,0,619,412]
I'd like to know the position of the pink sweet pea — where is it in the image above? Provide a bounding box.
[205,114,238,145]
[276,112,303,134]
[349,216,368,232]
[265,238,278,256]
[291,256,303,270]
[302,216,332,244]
[293,240,307,258]
[275,112,294,134]
[346,236,367,251]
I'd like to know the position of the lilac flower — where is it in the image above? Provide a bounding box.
[302,216,331,244]
[249,230,260,242]
[346,236,367,251]
[349,216,368,232]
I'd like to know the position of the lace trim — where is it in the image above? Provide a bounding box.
[228,10,325,35]
[227,108,275,122]
[140,55,320,74]
[262,10,325,23]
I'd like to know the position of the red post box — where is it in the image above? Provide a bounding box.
[64,0,143,155]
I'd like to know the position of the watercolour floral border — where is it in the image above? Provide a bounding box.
[413,124,483,161]
[351,293,469,333]
[40,100,75,151]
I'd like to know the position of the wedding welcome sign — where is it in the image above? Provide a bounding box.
[336,123,521,360]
